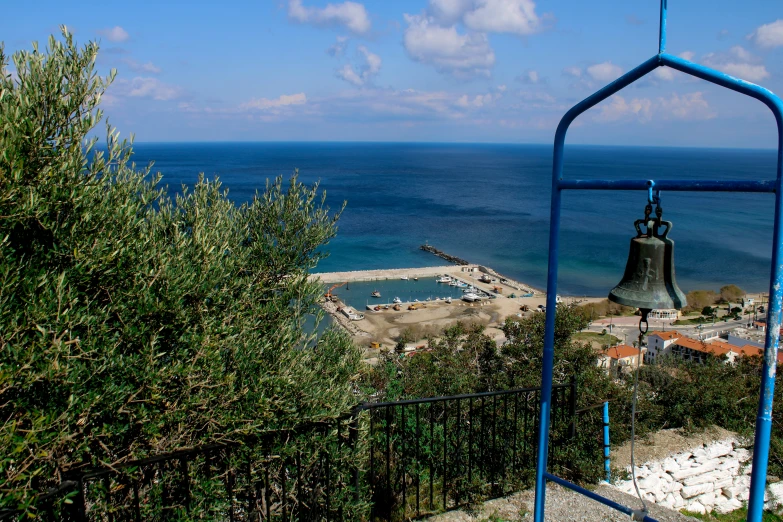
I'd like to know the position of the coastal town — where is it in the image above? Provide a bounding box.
[314,254,775,370]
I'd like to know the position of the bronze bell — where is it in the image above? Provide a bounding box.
[608,216,687,311]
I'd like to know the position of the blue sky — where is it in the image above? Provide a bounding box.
[4,0,783,147]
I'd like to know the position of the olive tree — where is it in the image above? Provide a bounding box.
[1,30,361,514]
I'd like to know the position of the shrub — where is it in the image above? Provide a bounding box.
[0,30,360,514]
[720,284,745,303]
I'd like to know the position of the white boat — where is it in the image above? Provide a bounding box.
[341,307,364,320]
[448,281,458,286]
[400,275,409,280]
[393,297,402,304]
[436,276,452,283]
[414,299,420,302]
[456,282,467,288]
[462,292,482,302]
[445,297,452,304]
[371,290,381,298]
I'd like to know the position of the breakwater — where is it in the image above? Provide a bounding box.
[420,244,470,265]
[419,244,541,294]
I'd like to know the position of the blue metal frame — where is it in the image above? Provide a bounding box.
[533,1,783,521]
[603,401,611,483]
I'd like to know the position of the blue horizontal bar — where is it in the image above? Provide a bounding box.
[544,473,659,522]
[558,179,776,193]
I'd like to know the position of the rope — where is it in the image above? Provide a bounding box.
[629,315,649,519]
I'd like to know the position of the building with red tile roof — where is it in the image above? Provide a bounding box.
[646,330,682,364]
[597,344,644,374]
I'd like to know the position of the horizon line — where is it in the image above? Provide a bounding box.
[122,140,778,152]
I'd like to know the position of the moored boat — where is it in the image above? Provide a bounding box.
[436,276,451,283]
[371,290,381,298]
[393,297,402,304]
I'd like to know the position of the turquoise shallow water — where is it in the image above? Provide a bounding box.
[127,142,777,296]
[329,276,479,312]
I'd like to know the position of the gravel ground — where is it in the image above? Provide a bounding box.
[428,483,698,521]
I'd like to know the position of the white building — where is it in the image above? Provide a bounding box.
[645,330,682,363]
[648,309,680,320]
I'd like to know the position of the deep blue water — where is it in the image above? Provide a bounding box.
[125,142,777,296]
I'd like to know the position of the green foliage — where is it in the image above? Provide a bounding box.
[684,290,719,312]
[720,284,745,303]
[362,305,636,486]
[702,306,714,316]
[684,506,783,521]
[0,30,361,515]
[577,299,634,320]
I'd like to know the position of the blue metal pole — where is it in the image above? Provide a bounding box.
[658,0,667,54]
[558,179,776,193]
[603,402,611,483]
[532,141,564,522]
[746,85,783,522]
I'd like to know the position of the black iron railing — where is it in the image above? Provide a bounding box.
[1,420,363,522]
[3,379,581,521]
[361,379,576,520]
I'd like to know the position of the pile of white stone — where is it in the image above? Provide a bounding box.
[613,438,783,515]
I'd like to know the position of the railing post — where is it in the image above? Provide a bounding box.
[350,414,360,503]
[603,402,611,483]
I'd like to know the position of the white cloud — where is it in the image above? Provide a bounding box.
[518,69,540,84]
[403,13,495,77]
[656,92,715,120]
[113,77,182,100]
[653,68,675,81]
[241,93,307,111]
[563,66,582,78]
[337,46,381,86]
[586,61,623,82]
[455,92,500,108]
[428,0,472,24]
[98,26,129,43]
[463,0,541,36]
[327,36,349,56]
[679,51,695,62]
[748,19,783,49]
[288,0,370,34]
[703,46,769,82]
[122,59,161,74]
[428,0,542,36]
[321,87,511,122]
[594,95,651,122]
[594,92,714,123]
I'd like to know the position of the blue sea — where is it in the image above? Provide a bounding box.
[126,142,777,297]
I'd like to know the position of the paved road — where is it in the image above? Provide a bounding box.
[586,315,752,344]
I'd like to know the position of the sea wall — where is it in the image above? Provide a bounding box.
[419,244,470,265]
[614,438,783,515]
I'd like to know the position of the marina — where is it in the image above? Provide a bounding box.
[313,263,582,357]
